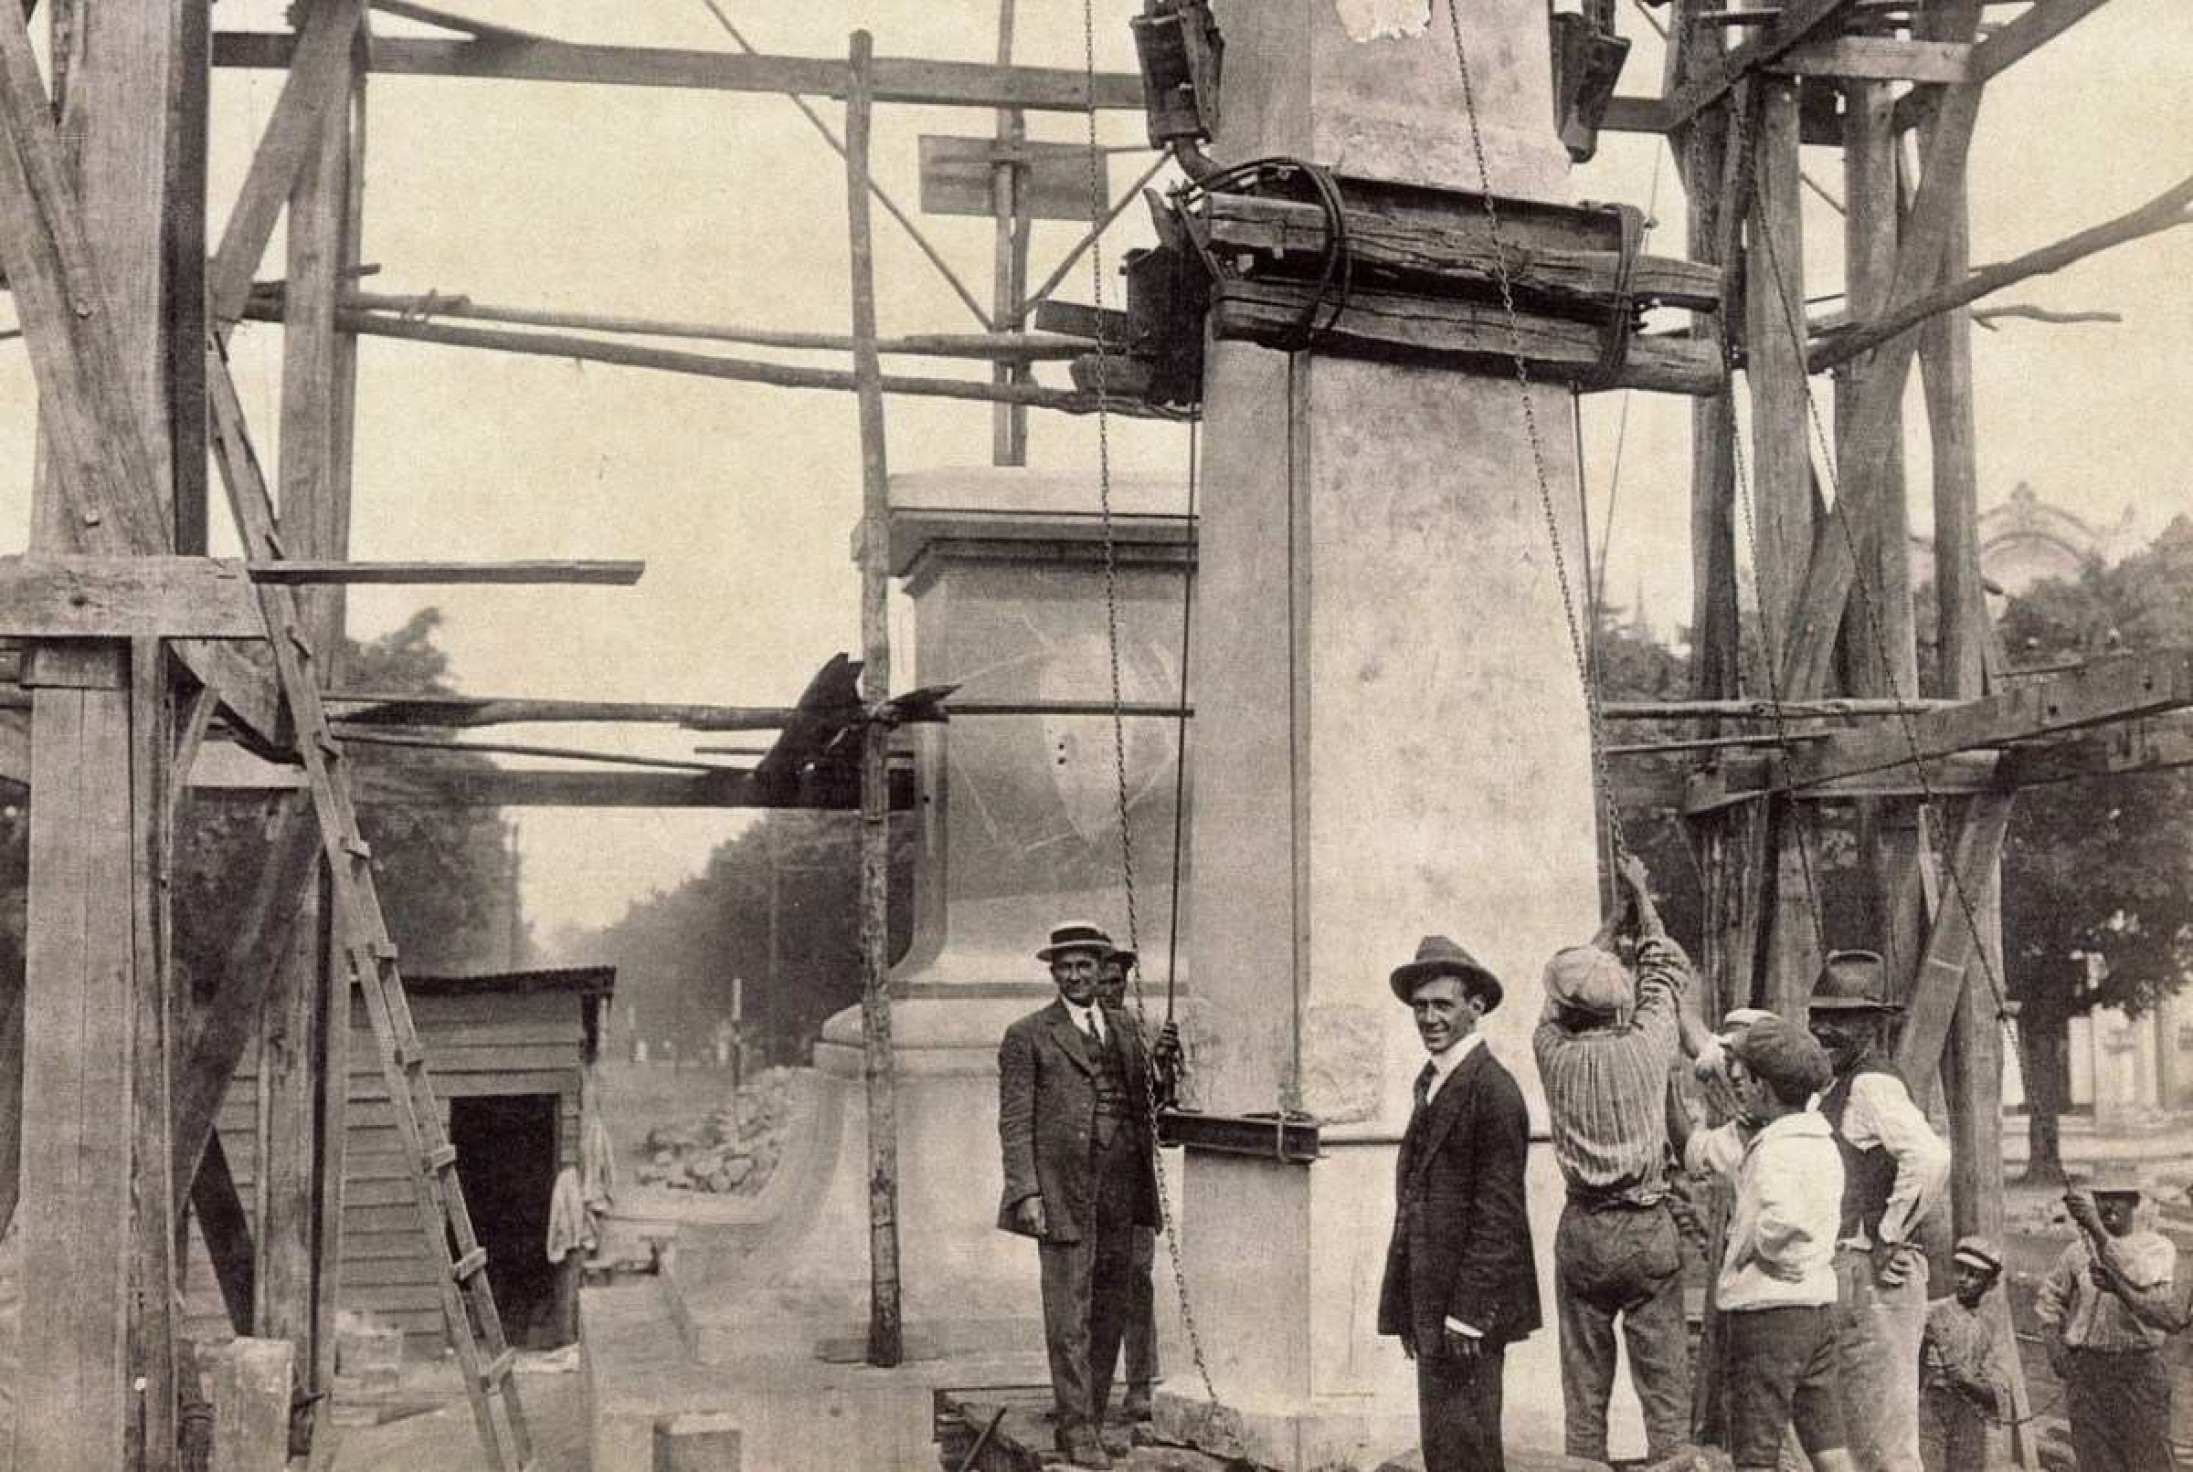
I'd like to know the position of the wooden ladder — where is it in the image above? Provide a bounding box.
[206,342,534,1472]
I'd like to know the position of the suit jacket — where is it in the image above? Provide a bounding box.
[996,999,1161,1244]
[1377,1043,1542,1350]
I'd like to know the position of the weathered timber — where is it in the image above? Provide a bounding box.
[176,640,285,754]
[1196,192,1724,311]
[1745,76,1813,649]
[1770,37,1971,82]
[237,303,1186,420]
[332,728,747,772]
[367,0,541,43]
[245,558,645,585]
[1783,650,2193,791]
[1779,69,1984,697]
[846,30,903,1371]
[1894,792,2013,1097]
[128,637,177,1470]
[1676,752,1998,813]
[191,1131,257,1336]
[204,1338,293,1472]
[0,554,264,637]
[1658,0,1860,129]
[207,0,364,326]
[1207,279,1724,395]
[211,31,1145,112]
[1810,171,2193,371]
[319,292,1092,358]
[2001,710,2193,785]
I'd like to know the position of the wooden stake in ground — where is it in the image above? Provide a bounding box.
[845,26,904,1370]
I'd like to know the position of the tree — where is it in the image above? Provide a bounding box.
[1997,520,2193,1181]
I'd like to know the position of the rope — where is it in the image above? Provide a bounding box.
[1440,5,1631,872]
[1083,0,1218,1406]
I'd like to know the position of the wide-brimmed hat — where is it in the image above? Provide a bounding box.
[2089,1160,2146,1201]
[1807,949,1902,1014]
[1108,947,1139,972]
[1952,1236,2004,1276]
[1038,921,1116,963]
[1389,936,1502,1012]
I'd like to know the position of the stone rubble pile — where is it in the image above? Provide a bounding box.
[634,1067,794,1195]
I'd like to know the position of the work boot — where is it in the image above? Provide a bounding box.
[1121,1383,1153,1422]
[1057,1426,1112,1469]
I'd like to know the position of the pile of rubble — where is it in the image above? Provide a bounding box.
[634,1067,795,1195]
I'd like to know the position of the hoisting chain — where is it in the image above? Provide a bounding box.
[1442,4,1632,874]
[1083,0,1220,1407]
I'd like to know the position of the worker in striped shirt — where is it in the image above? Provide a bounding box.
[1534,854,1715,1465]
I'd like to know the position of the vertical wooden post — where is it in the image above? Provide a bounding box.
[130,636,178,1472]
[845,27,903,1370]
[257,0,363,1408]
[989,0,1029,466]
[21,642,143,1472]
[1839,76,1924,990]
[1743,75,1821,1015]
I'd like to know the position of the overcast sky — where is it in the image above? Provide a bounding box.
[0,1,2184,938]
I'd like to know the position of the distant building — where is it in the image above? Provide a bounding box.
[1909,481,2140,598]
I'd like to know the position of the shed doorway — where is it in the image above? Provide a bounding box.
[448,1093,560,1347]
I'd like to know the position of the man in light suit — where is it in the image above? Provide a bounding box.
[998,922,1161,1470]
[1378,934,1541,1472]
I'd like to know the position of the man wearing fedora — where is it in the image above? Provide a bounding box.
[1807,950,1951,1472]
[1378,936,1539,1472]
[2040,1165,2176,1472]
[997,922,1160,1469]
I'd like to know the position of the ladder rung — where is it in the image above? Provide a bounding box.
[370,938,399,961]
[285,627,315,657]
[341,836,372,860]
[316,732,344,758]
[452,1247,488,1281]
[422,1142,458,1172]
[393,1039,426,1069]
[480,1349,516,1389]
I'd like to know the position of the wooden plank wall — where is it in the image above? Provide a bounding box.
[184,990,585,1353]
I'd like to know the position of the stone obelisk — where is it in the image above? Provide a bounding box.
[1171,1,1610,1463]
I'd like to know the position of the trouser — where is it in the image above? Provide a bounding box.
[1416,1342,1507,1472]
[1917,1386,2000,1472]
[1121,1224,1158,1396]
[1553,1197,1692,1463]
[1037,1128,1141,1437]
[2064,1346,2172,1472]
[1832,1244,1927,1472]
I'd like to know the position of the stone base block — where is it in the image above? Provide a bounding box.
[1152,1389,1420,1472]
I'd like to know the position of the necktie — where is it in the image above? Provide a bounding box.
[1414,1060,1437,1113]
[1083,1012,1104,1050]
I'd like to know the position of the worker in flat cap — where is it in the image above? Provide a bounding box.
[1377,936,1538,1472]
[2040,1164,2176,1472]
[1094,946,1178,1424]
[1918,1237,2010,1472]
[1807,949,1950,1472]
[1533,855,1714,1465]
[1670,1014,1855,1472]
[997,922,1160,1469]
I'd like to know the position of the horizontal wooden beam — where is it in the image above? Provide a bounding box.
[366,0,542,43]
[182,738,909,808]
[1209,279,1726,396]
[1784,650,2193,791]
[1659,0,1859,130]
[1669,751,1999,813]
[1770,36,1971,82]
[175,640,285,754]
[211,32,1145,112]
[2001,709,2193,786]
[237,304,1186,421]
[244,558,644,586]
[0,556,263,638]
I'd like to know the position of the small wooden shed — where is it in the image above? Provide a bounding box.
[192,965,615,1354]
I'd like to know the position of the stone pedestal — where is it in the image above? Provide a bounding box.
[705,467,1195,1350]
[1169,3,1621,1465]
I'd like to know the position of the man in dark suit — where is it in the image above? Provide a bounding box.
[1378,935,1541,1472]
[998,922,1161,1469]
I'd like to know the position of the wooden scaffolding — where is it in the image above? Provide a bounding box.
[0,0,2181,1466]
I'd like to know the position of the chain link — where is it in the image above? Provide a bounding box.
[1083,0,1219,1406]
[1442,5,1630,871]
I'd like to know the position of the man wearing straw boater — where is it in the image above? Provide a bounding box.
[1378,935,1539,1472]
[1806,950,1951,1472]
[997,922,1160,1470]
[2041,1163,2177,1472]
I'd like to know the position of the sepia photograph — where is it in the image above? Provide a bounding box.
[0,1,2185,1469]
